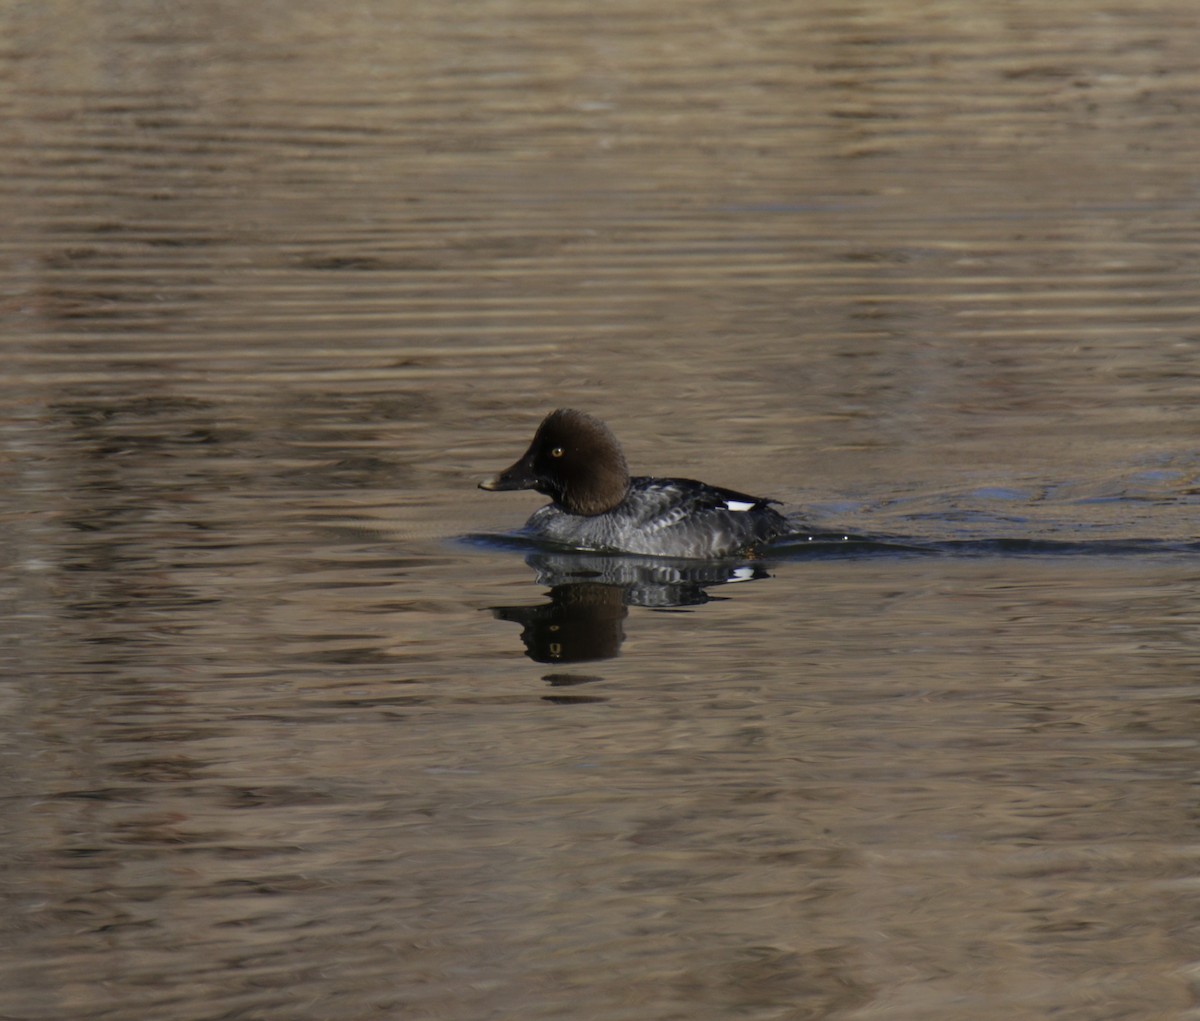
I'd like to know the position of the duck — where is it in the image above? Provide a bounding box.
[479,408,790,558]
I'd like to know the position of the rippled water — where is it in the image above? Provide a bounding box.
[3,2,1199,1019]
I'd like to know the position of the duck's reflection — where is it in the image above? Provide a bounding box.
[490,552,771,664]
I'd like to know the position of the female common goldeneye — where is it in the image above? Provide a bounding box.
[479,408,790,559]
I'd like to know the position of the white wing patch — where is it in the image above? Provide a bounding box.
[723,499,755,512]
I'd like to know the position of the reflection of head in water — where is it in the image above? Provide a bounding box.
[493,582,627,664]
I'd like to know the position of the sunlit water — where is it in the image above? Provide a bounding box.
[2,2,1199,1019]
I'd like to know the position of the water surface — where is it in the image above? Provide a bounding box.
[2,2,1199,1019]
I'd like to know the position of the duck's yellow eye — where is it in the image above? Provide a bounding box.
[550,446,564,458]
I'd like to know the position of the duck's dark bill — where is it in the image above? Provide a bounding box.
[479,455,538,491]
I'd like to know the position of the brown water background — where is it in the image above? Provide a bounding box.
[2,2,1199,1019]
